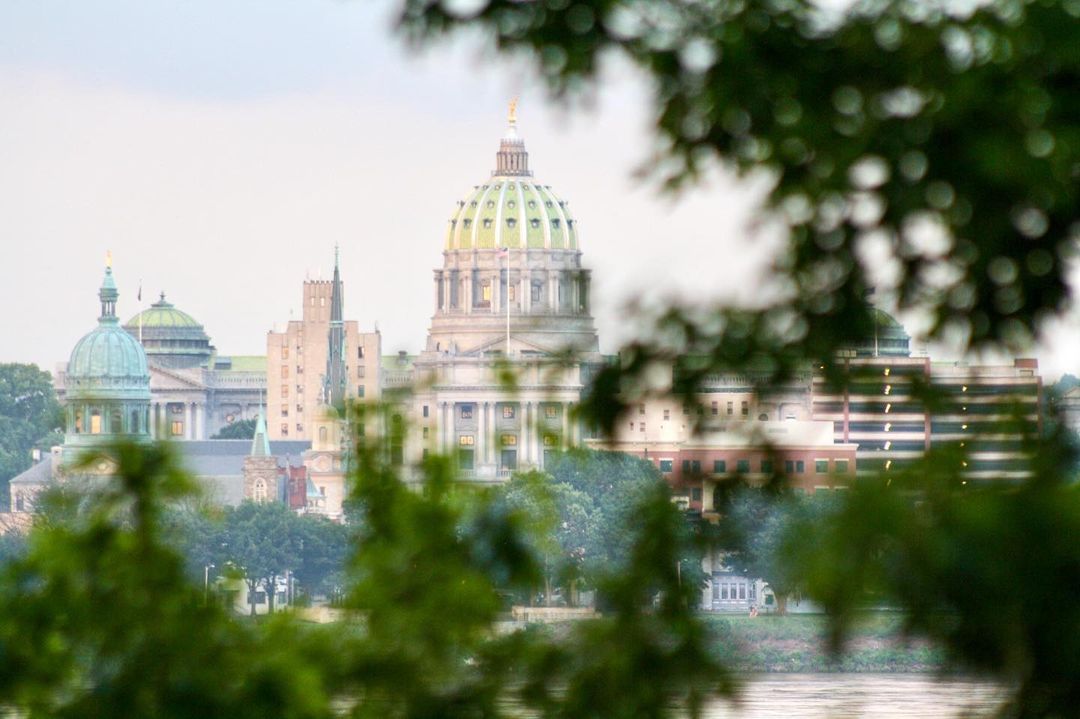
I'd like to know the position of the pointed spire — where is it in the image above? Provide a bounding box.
[98,253,119,323]
[250,412,271,457]
[495,100,531,177]
[323,247,347,408]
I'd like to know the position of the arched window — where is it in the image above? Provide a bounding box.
[73,408,83,434]
[318,426,328,443]
[90,409,102,435]
[253,478,267,502]
[111,409,123,433]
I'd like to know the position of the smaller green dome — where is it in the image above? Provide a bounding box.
[67,266,151,401]
[126,293,202,329]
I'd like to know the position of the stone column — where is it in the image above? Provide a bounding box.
[522,401,531,465]
[199,402,208,440]
[565,399,574,444]
[184,402,193,440]
[487,403,496,465]
[478,401,487,470]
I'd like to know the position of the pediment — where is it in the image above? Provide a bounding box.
[149,366,207,391]
[468,335,555,358]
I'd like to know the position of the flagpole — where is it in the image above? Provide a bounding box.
[505,245,511,355]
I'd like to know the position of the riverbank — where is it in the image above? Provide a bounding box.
[706,613,945,673]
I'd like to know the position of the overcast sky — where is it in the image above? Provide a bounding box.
[1,0,1077,381]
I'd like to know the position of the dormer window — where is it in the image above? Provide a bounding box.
[470,201,478,207]
[551,219,561,229]
[506,218,517,228]
[545,201,553,207]
[567,219,574,229]
[486,200,495,208]
[508,200,516,208]
[528,200,536,209]
[530,218,540,229]
[483,218,492,229]
[463,219,472,229]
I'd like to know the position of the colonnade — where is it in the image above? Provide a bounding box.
[435,268,591,316]
[435,399,577,474]
[149,400,208,440]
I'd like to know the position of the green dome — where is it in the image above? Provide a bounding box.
[126,293,202,329]
[67,266,151,401]
[445,121,578,252]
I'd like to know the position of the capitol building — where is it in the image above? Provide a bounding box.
[10,109,1044,542]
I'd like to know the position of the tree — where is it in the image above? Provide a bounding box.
[500,470,593,606]
[221,501,302,615]
[0,443,334,719]
[0,364,63,507]
[211,418,257,440]
[291,515,350,602]
[396,2,1080,713]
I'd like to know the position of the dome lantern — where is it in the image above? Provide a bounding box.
[494,99,531,177]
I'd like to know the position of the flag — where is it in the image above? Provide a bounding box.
[137,281,142,302]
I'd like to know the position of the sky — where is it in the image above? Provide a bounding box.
[1,0,1077,381]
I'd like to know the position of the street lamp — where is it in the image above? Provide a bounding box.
[204,563,216,605]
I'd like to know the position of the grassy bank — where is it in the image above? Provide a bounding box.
[705,613,945,673]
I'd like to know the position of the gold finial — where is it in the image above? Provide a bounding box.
[508,97,518,125]
[106,250,112,269]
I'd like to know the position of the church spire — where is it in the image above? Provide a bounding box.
[323,246,347,408]
[494,99,531,177]
[250,411,271,457]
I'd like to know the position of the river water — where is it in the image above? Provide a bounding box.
[706,674,1007,718]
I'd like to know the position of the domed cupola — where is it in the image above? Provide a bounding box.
[445,104,579,253]
[124,292,213,369]
[426,106,599,359]
[63,259,152,457]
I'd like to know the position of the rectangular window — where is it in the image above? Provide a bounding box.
[357,347,364,359]
[281,385,289,398]
[297,384,304,394]
[423,405,429,418]
[501,434,517,446]
[691,488,702,501]
[741,401,749,417]
[739,585,746,600]
[682,460,691,473]
[691,460,701,473]
[721,585,729,600]
[663,409,670,421]
[737,459,750,473]
[482,283,492,302]
[459,435,475,446]
[281,408,288,417]
[659,459,674,473]
[816,459,829,474]
[281,366,289,378]
[502,405,516,419]
[761,460,774,474]
[531,283,541,302]
[422,427,429,439]
[785,460,795,474]
[683,403,690,415]
[797,460,805,474]
[296,423,303,433]
[639,423,646,432]
[714,460,726,473]
[297,365,303,375]
[545,406,558,419]
[282,346,289,359]
[711,401,718,416]
[357,365,365,378]
[357,385,365,398]
[508,285,516,302]
[639,404,645,415]
[460,405,473,420]
[170,420,183,436]
[280,424,289,436]
[836,459,850,474]
[726,401,733,416]
[297,404,303,413]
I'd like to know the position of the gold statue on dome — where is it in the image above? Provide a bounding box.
[106,250,112,268]
[508,98,518,125]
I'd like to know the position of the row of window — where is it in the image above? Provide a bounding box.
[281,346,365,360]
[458,404,561,420]
[660,458,850,475]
